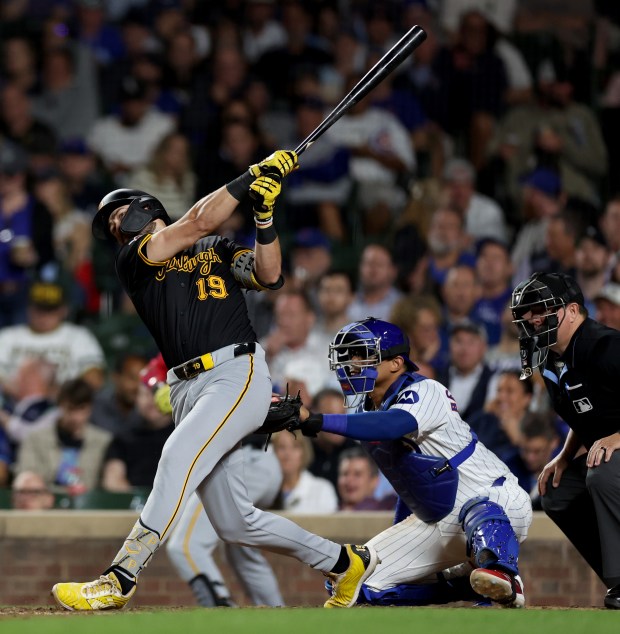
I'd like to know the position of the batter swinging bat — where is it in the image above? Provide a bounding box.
[294,24,427,156]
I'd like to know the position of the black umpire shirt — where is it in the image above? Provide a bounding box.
[116,233,256,369]
[541,318,620,449]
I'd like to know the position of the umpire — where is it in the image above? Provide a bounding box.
[511,271,620,609]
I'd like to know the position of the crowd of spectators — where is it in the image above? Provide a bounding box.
[2,0,620,514]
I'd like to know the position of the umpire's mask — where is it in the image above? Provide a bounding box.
[510,272,584,378]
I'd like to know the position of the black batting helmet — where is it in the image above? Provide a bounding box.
[93,188,172,242]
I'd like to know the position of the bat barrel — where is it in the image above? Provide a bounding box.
[294,25,427,156]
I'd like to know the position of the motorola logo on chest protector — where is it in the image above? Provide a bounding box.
[573,397,593,413]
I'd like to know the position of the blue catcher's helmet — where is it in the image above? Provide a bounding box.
[329,318,419,404]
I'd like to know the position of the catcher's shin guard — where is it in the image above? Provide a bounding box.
[110,519,161,578]
[459,497,520,576]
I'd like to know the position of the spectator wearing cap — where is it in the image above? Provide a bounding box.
[437,319,494,423]
[488,56,607,208]
[284,96,352,242]
[0,278,106,391]
[575,225,612,308]
[471,238,513,346]
[88,75,175,179]
[0,141,55,327]
[442,157,509,243]
[595,284,620,331]
[510,167,566,286]
[347,244,403,323]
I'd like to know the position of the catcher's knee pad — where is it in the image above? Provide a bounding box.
[458,497,519,576]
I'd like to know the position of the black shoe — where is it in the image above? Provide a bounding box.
[604,584,620,609]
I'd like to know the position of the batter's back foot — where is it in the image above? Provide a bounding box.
[324,544,380,608]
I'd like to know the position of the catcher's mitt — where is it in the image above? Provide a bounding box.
[255,388,303,436]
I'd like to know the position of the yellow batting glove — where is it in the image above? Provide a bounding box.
[249,150,298,179]
[153,383,172,415]
[249,175,282,224]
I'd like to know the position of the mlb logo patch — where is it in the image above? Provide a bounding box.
[573,398,593,413]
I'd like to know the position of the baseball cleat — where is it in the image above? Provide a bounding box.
[469,568,525,608]
[51,572,136,611]
[324,544,379,608]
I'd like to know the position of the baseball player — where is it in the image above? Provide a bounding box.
[511,272,620,609]
[51,151,378,610]
[142,353,284,607]
[291,318,532,607]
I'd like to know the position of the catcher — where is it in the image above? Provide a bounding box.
[259,318,532,608]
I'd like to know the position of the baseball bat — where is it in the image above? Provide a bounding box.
[294,24,427,156]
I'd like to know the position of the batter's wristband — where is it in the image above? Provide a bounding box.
[256,223,278,244]
[226,171,254,201]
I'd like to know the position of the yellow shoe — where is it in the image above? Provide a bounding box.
[324,544,379,608]
[51,572,136,611]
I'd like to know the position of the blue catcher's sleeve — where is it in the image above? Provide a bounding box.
[321,408,418,441]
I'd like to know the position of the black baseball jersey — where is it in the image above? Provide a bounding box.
[541,318,620,449]
[116,233,257,368]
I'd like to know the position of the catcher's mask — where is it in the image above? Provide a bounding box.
[510,272,584,379]
[329,318,418,406]
[92,188,172,242]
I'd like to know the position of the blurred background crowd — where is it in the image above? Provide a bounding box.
[2,0,620,515]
